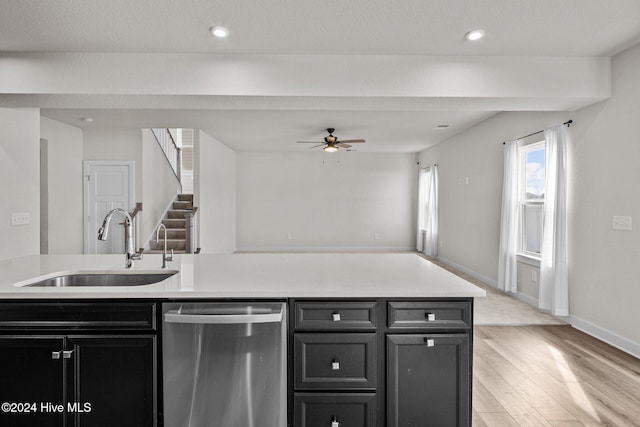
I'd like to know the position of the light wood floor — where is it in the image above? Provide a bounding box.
[473,325,640,426]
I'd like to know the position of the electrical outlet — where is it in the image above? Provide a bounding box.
[612,216,632,231]
[286,233,293,240]
[11,212,31,226]
[531,270,538,283]
[374,233,380,240]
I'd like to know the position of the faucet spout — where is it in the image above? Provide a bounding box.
[97,208,142,268]
[156,224,174,269]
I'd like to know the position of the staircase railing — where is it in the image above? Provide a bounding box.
[184,207,199,254]
[151,128,182,186]
[128,202,143,253]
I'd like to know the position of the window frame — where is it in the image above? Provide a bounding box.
[517,140,545,261]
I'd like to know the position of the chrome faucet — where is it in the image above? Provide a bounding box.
[97,208,143,268]
[156,224,174,269]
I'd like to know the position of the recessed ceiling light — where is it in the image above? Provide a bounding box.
[210,26,229,38]
[81,117,94,123]
[465,29,485,41]
[434,124,450,130]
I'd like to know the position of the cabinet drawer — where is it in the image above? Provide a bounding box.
[294,393,376,427]
[294,333,377,390]
[294,301,377,330]
[387,301,470,329]
[0,302,156,331]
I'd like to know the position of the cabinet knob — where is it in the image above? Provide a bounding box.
[331,359,340,370]
[331,416,340,427]
[332,312,341,322]
[51,351,61,360]
[425,312,436,321]
[424,338,435,347]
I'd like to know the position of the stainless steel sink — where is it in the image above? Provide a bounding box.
[22,270,179,287]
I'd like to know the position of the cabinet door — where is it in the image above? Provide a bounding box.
[294,333,377,390]
[0,336,66,427]
[294,393,376,427]
[387,334,470,427]
[67,336,156,427]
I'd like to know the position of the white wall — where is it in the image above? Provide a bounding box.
[40,117,84,254]
[140,129,181,245]
[236,152,417,251]
[419,42,640,352]
[196,130,236,254]
[0,108,40,260]
[83,128,143,202]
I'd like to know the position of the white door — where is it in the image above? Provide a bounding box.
[84,161,134,254]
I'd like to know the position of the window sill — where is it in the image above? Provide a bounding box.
[516,253,541,267]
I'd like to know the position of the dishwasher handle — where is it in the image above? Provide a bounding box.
[164,307,283,325]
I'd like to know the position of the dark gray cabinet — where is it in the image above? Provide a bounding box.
[0,301,158,427]
[0,336,66,427]
[387,334,470,427]
[291,298,473,427]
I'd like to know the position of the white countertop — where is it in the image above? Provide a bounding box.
[0,253,486,299]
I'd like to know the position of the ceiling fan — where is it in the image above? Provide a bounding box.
[297,128,365,152]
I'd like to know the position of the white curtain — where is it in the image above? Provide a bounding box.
[416,168,428,251]
[498,141,519,293]
[416,166,438,256]
[424,165,438,257]
[539,124,569,316]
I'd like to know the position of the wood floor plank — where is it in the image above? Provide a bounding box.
[481,328,631,426]
[473,377,507,413]
[476,411,522,427]
[474,326,640,426]
[474,349,554,426]
[549,422,586,427]
[476,337,576,422]
[472,409,492,427]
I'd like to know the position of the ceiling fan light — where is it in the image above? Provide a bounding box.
[323,145,338,153]
[210,26,229,38]
[465,29,485,41]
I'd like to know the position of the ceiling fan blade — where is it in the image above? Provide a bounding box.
[309,144,326,149]
[297,141,322,144]
[336,143,352,148]
[338,139,365,143]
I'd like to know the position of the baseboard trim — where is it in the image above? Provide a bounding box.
[435,256,500,288]
[510,291,539,307]
[567,315,640,359]
[234,246,416,253]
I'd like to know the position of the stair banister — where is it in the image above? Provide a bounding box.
[150,128,182,191]
[185,207,198,254]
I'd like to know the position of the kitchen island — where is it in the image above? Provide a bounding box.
[1,253,485,299]
[0,253,485,427]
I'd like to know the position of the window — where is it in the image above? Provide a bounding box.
[519,142,545,257]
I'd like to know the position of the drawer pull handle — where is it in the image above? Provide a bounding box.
[424,338,435,347]
[426,312,436,321]
[332,312,341,322]
[51,351,61,360]
[331,360,340,370]
[331,416,340,427]
[63,350,74,359]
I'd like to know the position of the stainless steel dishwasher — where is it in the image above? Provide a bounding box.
[162,302,287,427]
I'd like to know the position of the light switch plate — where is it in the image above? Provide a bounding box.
[612,216,632,231]
[11,212,31,226]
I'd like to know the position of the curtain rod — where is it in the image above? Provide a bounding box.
[502,120,572,145]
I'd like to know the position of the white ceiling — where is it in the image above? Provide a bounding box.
[2,0,640,152]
